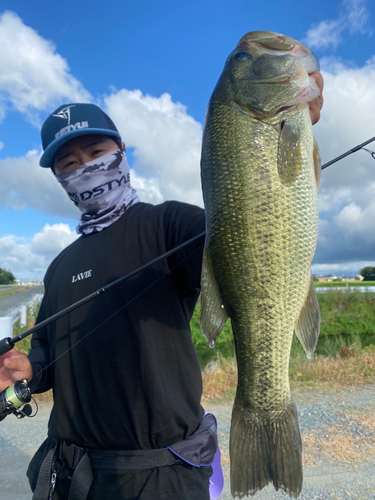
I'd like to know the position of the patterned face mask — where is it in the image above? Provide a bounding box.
[55,149,140,235]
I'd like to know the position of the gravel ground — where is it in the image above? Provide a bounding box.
[0,385,374,500]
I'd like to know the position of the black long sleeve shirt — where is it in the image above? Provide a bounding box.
[28,201,206,451]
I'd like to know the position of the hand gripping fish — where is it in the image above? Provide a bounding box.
[200,31,321,498]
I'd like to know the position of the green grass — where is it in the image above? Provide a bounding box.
[0,287,27,299]
[315,281,375,287]
[192,289,375,368]
[12,299,42,354]
[15,289,375,371]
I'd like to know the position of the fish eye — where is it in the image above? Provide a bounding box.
[235,51,251,60]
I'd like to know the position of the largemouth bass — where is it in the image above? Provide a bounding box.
[200,31,321,498]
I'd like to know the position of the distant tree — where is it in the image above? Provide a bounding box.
[0,268,16,284]
[359,266,375,281]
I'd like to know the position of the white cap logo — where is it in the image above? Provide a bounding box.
[53,105,76,125]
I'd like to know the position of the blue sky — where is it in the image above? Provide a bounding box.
[1,0,375,280]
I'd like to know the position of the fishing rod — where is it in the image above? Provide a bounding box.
[0,230,206,420]
[1,135,375,421]
[2,134,374,356]
[1,135,373,356]
[321,136,375,170]
[0,230,206,357]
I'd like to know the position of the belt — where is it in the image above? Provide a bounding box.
[62,440,178,470]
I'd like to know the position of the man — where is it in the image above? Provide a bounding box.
[0,71,323,499]
[1,103,214,500]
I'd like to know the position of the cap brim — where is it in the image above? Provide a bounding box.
[39,128,121,168]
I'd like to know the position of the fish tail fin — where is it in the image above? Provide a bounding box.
[230,401,302,498]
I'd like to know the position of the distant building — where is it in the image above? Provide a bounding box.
[313,275,338,282]
[313,274,364,282]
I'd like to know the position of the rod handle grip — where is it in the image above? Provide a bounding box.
[0,338,14,356]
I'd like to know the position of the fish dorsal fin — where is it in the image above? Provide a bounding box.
[294,273,321,359]
[277,120,302,185]
[313,137,321,190]
[200,246,228,344]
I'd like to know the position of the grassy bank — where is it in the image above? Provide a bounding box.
[12,299,41,354]
[201,347,375,402]
[315,281,375,287]
[194,289,375,400]
[13,289,375,402]
[192,288,375,366]
[0,287,27,299]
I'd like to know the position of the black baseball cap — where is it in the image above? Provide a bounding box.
[40,103,121,168]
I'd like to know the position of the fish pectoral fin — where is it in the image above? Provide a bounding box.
[294,273,321,359]
[277,120,302,185]
[200,247,228,344]
[313,137,321,190]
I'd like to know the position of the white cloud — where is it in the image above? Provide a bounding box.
[0,149,79,217]
[306,19,345,50]
[316,57,375,197]
[0,85,205,214]
[0,141,3,151]
[0,11,91,124]
[2,8,375,281]
[312,261,374,276]
[305,0,372,50]
[334,199,375,243]
[0,88,204,217]
[343,0,371,34]
[30,223,79,257]
[0,224,78,281]
[104,90,203,207]
[310,55,375,273]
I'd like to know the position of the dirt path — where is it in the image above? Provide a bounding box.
[0,385,374,499]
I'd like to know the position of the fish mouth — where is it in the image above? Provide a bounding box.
[276,105,293,114]
[234,100,299,118]
[233,101,265,119]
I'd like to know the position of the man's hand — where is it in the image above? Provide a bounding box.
[0,350,32,391]
[309,70,324,125]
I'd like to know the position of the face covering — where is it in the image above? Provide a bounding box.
[55,149,140,235]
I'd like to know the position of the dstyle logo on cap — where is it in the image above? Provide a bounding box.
[53,105,76,124]
[39,103,121,168]
[52,105,90,139]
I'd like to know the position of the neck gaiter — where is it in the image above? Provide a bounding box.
[55,149,140,235]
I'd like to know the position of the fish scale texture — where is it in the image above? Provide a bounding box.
[202,98,318,408]
[201,87,318,496]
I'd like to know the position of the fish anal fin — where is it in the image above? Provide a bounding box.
[277,120,302,185]
[295,273,321,359]
[200,247,228,344]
